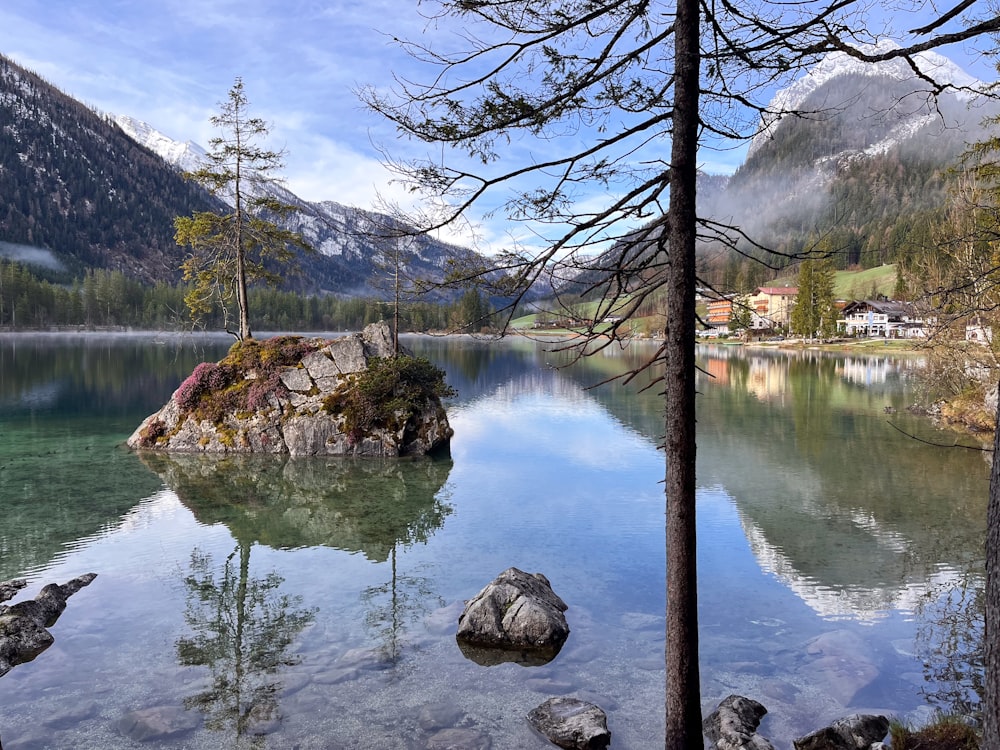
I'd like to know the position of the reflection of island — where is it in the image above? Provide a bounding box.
[178,546,316,742]
[138,453,453,562]
[142,452,454,740]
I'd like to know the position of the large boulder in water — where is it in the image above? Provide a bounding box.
[127,322,453,458]
[456,568,570,665]
[527,697,610,750]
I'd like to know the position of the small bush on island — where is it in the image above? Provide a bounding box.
[173,336,326,424]
[325,356,456,445]
[890,715,980,750]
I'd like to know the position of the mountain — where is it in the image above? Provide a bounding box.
[0,53,477,296]
[110,114,207,174]
[747,39,980,158]
[2,45,993,299]
[699,41,997,286]
[0,56,219,282]
[111,113,472,298]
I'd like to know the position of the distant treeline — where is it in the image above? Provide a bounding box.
[0,259,498,333]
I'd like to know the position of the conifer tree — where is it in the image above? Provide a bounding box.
[174,78,309,341]
[792,260,837,338]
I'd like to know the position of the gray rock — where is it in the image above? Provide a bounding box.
[0,580,26,604]
[127,322,452,457]
[327,335,370,374]
[527,697,610,750]
[301,349,340,380]
[793,714,890,750]
[118,705,200,742]
[703,694,774,750]
[280,366,314,392]
[0,573,97,677]
[456,568,569,664]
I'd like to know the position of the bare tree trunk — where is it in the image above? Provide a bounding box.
[664,0,702,746]
[393,243,401,356]
[236,244,252,342]
[234,173,252,342]
[985,380,1000,747]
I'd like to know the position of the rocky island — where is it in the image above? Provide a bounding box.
[127,322,453,457]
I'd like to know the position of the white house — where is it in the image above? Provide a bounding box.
[966,316,993,346]
[837,300,932,338]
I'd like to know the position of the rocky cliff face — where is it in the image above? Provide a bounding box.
[127,322,453,458]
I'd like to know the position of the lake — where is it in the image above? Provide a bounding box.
[0,333,988,749]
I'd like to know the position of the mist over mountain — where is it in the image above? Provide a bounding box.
[698,42,997,289]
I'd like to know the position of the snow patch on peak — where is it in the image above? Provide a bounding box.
[111,114,207,173]
[748,39,980,156]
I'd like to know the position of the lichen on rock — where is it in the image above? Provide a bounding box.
[127,322,453,458]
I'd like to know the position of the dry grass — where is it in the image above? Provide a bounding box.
[890,716,979,750]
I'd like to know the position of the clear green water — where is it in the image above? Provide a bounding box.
[0,333,987,749]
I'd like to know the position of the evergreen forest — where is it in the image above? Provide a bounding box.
[0,259,498,334]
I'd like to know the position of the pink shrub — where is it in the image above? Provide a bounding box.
[175,362,236,412]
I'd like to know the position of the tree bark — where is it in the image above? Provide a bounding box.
[984,379,1000,748]
[664,0,702,746]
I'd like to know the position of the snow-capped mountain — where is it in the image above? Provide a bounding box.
[111,113,475,296]
[112,114,208,174]
[748,39,981,157]
[698,41,998,277]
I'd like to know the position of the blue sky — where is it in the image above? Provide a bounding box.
[0,1,996,253]
[0,1,426,208]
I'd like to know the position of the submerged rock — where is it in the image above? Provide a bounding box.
[798,629,878,705]
[0,573,97,678]
[456,568,569,665]
[127,322,453,458]
[527,697,610,750]
[118,705,200,742]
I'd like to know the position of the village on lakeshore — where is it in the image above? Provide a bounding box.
[523,263,994,350]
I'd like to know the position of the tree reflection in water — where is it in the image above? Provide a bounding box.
[177,546,316,745]
[914,572,985,719]
[362,545,443,667]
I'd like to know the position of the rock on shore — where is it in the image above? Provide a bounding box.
[0,573,97,677]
